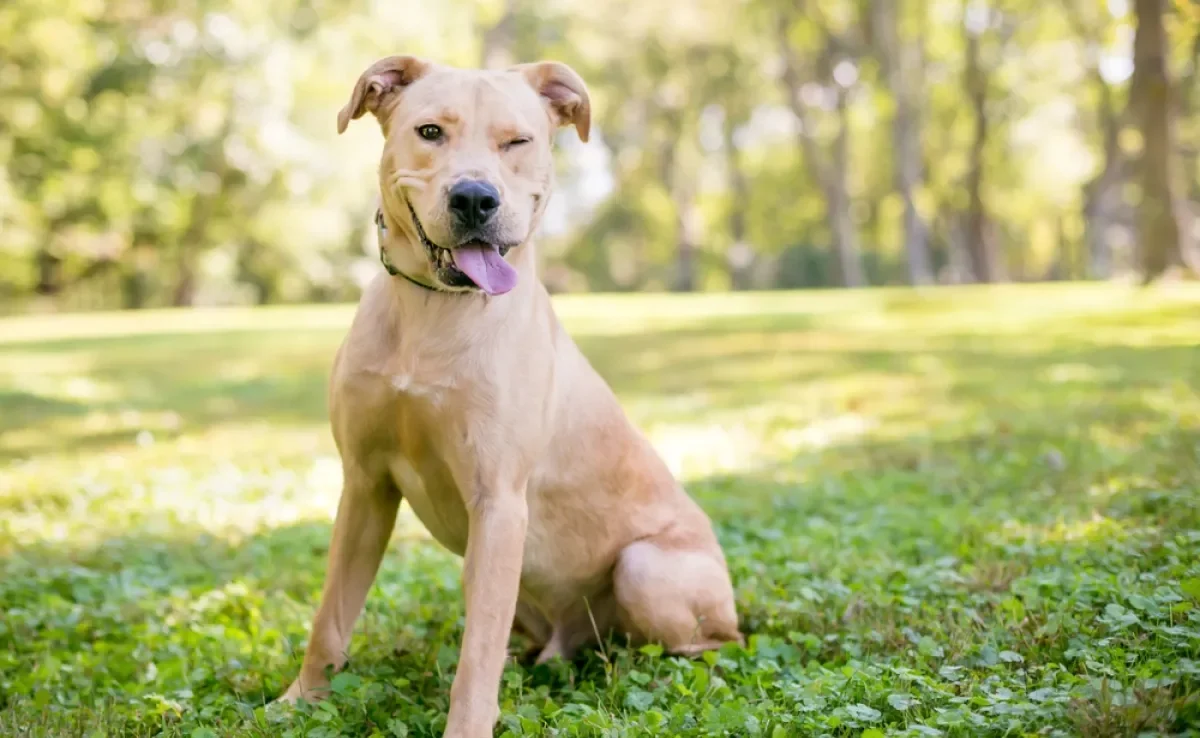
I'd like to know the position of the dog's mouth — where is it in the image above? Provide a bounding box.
[406,200,518,296]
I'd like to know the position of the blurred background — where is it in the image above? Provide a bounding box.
[4,3,1200,732]
[1,0,1198,313]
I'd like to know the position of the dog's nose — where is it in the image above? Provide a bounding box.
[448,180,501,229]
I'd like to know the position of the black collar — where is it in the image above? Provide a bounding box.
[374,208,443,292]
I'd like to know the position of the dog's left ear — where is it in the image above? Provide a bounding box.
[338,55,430,135]
[514,61,591,143]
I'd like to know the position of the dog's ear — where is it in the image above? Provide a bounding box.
[338,56,430,135]
[513,61,591,143]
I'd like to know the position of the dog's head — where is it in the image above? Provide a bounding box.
[338,56,589,295]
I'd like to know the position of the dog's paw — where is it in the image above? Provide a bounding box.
[276,677,329,705]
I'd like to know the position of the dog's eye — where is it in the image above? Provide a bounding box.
[504,136,532,150]
[417,124,443,141]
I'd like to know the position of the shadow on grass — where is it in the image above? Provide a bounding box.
[0,329,345,459]
[3,302,1196,456]
[576,315,1198,435]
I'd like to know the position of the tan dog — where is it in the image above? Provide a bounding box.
[280,56,742,737]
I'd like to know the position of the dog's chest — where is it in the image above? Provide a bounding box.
[389,369,453,406]
[383,365,506,558]
[382,365,472,555]
[380,350,562,577]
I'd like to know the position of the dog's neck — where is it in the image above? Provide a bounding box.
[374,208,448,292]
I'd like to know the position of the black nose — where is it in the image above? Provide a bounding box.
[448,180,501,229]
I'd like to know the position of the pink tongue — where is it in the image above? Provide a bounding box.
[451,244,518,295]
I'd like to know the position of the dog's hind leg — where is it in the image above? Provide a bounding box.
[513,598,552,643]
[533,592,617,664]
[613,539,742,656]
[280,466,400,703]
[511,598,552,663]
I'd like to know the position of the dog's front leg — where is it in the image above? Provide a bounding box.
[281,464,399,703]
[444,485,528,738]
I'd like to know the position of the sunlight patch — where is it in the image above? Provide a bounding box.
[1044,363,1118,384]
[995,513,1128,545]
[0,451,345,551]
[1,409,183,456]
[779,413,876,451]
[4,371,121,404]
[647,422,763,480]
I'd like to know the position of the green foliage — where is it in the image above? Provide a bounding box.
[2,284,1199,735]
[4,0,1197,308]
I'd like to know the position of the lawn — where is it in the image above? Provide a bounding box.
[1,284,1199,737]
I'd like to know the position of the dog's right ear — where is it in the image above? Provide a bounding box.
[337,56,430,135]
[513,61,591,143]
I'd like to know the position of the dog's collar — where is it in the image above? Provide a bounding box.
[374,207,444,292]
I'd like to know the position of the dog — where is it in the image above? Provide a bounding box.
[280,56,742,737]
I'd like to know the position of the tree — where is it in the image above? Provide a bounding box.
[775,1,867,288]
[961,0,1017,283]
[722,105,756,289]
[1131,0,1183,281]
[5,0,1197,306]
[1063,0,1133,279]
[872,0,933,285]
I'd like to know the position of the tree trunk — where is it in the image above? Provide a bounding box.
[876,0,932,285]
[672,201,699,292]
[480,0,516,68]
[722,114,756,289]
[172,252,197,307]
[1081,160,1126,279]
[659,115,698,292]
[894,83,931,285]
[1065,0,1128,279]
[1132,0,1183,282]
[775,14,866,289]
[1184,30,1200,204]
[1174,25,1200,268]
[963,25,998,283]
[121,266,148,309]
[120,238,153,309]
[944,211,971,283]
[34,246,63,296]
[830,89,865,287]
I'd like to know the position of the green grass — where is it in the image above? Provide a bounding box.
[2,284,1200,737]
